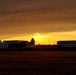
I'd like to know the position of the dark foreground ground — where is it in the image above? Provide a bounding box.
[0,49,76,75]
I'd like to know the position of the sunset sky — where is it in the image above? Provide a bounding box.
[0,0,76,44]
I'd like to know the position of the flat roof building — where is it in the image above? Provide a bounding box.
[57,41,76,48]
[4,40,29,48]
[0,42,8,49]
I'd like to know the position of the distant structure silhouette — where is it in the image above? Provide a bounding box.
[4,40,28,48]
[30,38,35,48]
[0,42,8,49]
[57,41,76,48]
[0,39,36,49]
[30,38,35,45]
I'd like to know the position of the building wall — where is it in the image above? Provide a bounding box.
[57,41,76,48]
[4,41,29,48]
[0,42,8,48]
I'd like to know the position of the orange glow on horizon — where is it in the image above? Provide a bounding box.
[1,31,76,45]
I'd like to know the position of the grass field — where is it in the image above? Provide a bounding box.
[0,50,76,75]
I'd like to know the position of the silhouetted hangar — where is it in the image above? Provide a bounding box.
[57,41,76,48]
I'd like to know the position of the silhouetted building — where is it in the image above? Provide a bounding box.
[4,40,21,48]
[4,40,29,48]
[0,42,8,49]
[20,41,28,47]
[28,38,35,48]
[30,38,35,45]
[0,38,35,49]
[57,41,76,48]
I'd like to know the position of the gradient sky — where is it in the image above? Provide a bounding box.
[0,0,76,44]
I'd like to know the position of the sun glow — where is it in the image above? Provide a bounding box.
[1,30,76,45]
[33,33,44,44]
[36,33,39,35]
